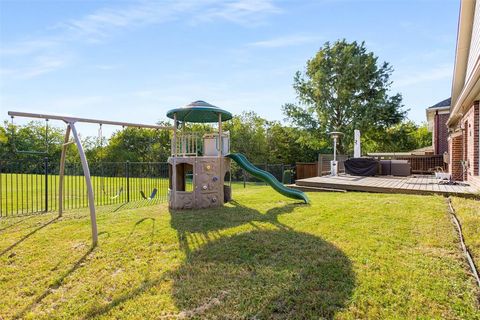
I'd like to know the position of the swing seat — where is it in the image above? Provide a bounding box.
[102,186,123,199]
[140,188,157,200]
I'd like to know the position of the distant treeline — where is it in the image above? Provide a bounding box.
[0,111,430,164]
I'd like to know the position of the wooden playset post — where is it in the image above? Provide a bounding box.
[218,112,223,203]
[172,113,177,206]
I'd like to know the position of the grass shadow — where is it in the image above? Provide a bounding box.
[82,200,354,319]
[0,216,60,257]
[0,215,39,233]
[106,199,164,213]
[83,217,159,319]
[15,247,95,319]
[172,229,355,319]
[83,273,169,319]
[125,217,156,247]
[169,201,298,255]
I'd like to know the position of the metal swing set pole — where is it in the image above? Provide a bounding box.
[8,111,173,247]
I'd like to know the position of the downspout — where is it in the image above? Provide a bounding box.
[435,111,439,154]
[462,124,466,181]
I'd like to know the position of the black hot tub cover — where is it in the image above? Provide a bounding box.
[344,158,378,176]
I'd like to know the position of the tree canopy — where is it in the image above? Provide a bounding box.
[283,39,406,154]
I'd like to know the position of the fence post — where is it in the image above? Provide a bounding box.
[0,160,2,217]
[265,163,268,185]
[44,157,48,212]
[243,169,246,188]
[126,160,130,203]
[319,154,322,176]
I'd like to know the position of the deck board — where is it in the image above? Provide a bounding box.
[295,175,478,198]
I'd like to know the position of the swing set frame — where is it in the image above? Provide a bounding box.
[7,111,172,246]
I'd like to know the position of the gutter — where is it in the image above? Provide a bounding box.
[447,57,480,127]
[451,0,475,110]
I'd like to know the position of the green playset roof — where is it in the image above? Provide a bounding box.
[166,100,233,123]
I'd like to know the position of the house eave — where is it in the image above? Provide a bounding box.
[451,0,476,108]
[447,57,480,127]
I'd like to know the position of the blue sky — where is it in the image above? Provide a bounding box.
[0,0,459,137]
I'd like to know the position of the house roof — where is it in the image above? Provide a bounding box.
[428,97,451,109]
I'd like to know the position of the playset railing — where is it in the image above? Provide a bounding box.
[173,133,201,156]
[172,132,231,157]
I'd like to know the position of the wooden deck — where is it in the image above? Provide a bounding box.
[294,175,479,198]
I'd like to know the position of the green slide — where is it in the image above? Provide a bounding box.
[227,153,309,204]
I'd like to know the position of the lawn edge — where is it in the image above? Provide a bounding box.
[446,197,480,299]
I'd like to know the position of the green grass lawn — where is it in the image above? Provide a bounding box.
[0,173,169,216]
[451,197,480,273]
[1,186,479,319]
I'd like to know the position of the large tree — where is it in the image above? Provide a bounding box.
[283,39,406,154]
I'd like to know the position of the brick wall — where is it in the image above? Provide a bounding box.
[449,134,464,180]
[435,113,449,155]
[474,102,479,176]
[449,101,479,181]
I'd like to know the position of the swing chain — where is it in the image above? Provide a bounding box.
[9,115,50,155]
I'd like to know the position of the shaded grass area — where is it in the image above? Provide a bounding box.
[451,197,480,275]
[0,186,479,319]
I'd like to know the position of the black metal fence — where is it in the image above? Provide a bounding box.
[0,158,292,217]
[0,158,169,217]
[230,162,295,185]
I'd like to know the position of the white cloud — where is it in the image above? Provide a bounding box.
[249,34,322,48]
[61,1,187,41]
[0,39,59,56]
[1,56,69,80]
[196,0,281,26]
[395,65,453,88]
[93,64,120,71]
[0,0,281,78]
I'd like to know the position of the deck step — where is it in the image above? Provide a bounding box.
[287,184,347,193]
[293,175,479,198]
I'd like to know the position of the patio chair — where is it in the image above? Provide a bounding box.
[390,160,411,176]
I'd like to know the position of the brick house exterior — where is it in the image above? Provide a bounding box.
[426,98,450,155]
[447,0,480,186]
